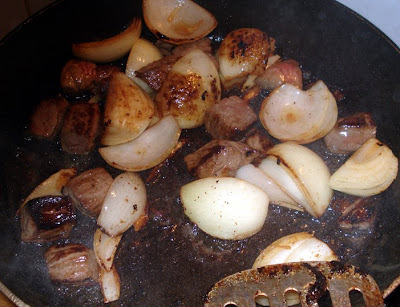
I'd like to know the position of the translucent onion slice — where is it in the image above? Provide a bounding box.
[97,172,147,236]
[125,38,163,94]
[180,177,269,240]
[155,48,221,129]
[19,168,77,212]
[72,18,142,63]
[100,266,120,303]
[94,228,122,271]
[259,81,338,144]
[267,142,333,218]
[99,115,181,172]
[142,0,217,44]
[329,138,398,196]
[236,164,302,211]
[101,72,155,146]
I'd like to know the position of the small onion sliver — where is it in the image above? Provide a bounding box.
[94,228,122,271]
[97,172,147,237]
[180,177,269,240]
[100,266,121,303]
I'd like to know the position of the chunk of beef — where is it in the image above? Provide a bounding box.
[20,196,76,243]
[63,167,113,218]
[60,102,101,155]
[60,59,120,95]
[136,54,181,92]
[184,139,259,178]
[244,129,274,156]
[255,59,303,90]
[45,243,99,285]
[324,112,377,154]
[204,96,257,140]
[29,96,69,139]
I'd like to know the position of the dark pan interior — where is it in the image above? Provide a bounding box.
[1,0,400,305]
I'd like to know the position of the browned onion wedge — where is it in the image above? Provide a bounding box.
[99,115,181,172]
[94,228,122,271]
[142,0,217,44]
[72,18,142,63]
[259,81,337,144]
[100,266,121,303]
[97,172,147,236]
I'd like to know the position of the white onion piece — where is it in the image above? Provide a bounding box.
[329,138,398,196]
[125,38,163,94]
[252,232,338,268]
[97,172,147,236]
[259,81,338,144]
[94,228,122,271]
[100,266,120,303]
[72,18,142,63]
[142,0,217,44]
[155,48,221,129]
[99,115,181,172]
[180,177,269,240]
[235,164,302,211]
[258,157,307,211]
[19,168,76,211]
[101,72,155,146]
[268,142,333,218]
[218,28,274,89]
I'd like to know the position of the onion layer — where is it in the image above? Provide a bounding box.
[180,177,269,240]
[97,172,147,236]
[72,18,142,63]
[100,266,120,303]
[329,138,398,196]
[94,228,122,271]
[259,81,337,144]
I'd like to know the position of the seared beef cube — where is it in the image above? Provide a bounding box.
[63,167,113,218]
[324,112,377,154]
[61,102,100,154]
[244,129,274,156]
[20,196,76,243]
[45,243,99,285]
[255,59,303,90]
[334,196,377,231]
[136,54,181,92]
[204,96,257,140]
[60,59,98,94]
[184,140,259,178]
[29,96,69,139]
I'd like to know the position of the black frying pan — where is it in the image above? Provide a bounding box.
[1,0,400,305]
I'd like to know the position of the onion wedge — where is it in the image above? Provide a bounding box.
[259,81,338,144]
[72,18,142,63]
[329,138,398,196]
[97,172,147,236]
[99,115,181,172]
[94,228,122,271]
[180,177,269,240]
[18,168,76,212]
[100,266,120,303]
[142,0,217,44]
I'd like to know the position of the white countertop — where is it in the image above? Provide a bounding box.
[336,0,400,48]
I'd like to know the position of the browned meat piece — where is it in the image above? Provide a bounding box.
[136,54,181,92]
[244,129,274,156]
[333,196,377,230]
[29,96,69,139]
[184,139,259,178]
[324,112,377,154]
[172,38,213,56]
[45,243,99,285]
[60,59,120,95]
[63,167,113,218]
[20,196,76,243]
[255,59,303,90]
[60,102,101,154]
[204,96,257,140]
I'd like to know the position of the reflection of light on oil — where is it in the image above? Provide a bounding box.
[110,191,117,197]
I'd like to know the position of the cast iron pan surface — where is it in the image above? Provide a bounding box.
[1,0,400,305]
